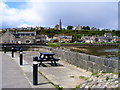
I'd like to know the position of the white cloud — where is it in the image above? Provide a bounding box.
[0,1,118,29]
[17,24,35,27]
[1,1,46,28]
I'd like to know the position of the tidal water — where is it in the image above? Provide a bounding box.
[104,49,119,52]
[70,46,119,60]
[104,49,119,60]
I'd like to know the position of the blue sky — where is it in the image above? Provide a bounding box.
[0,0,119,30]
[5,2,27,9]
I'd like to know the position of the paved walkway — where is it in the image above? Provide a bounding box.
[1,52,54,89]
[2,50,92,89]
[16,51,92,88]
[1,52,32,88]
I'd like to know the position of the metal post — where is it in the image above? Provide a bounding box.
[11,47,14,58]
[18,46,22,52]
[20,51,23,65]
[19,48,23,53]
[4,45,6,53]
[33,56,38,85]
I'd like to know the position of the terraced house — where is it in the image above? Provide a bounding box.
[0,31,37,44]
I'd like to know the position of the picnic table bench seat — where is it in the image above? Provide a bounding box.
[38,57,60,66]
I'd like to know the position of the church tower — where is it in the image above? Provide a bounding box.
[54,19,62,30]
[59,19,62,30]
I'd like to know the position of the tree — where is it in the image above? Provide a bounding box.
[82,26,90,30]
[67,25,73,30]
[115,30,120,37]
[40,27,44,30]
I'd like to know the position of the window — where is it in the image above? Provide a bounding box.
[26,40,31,43]
[26,34,30,36]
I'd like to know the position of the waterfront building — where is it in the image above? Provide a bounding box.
[53,34,72,43]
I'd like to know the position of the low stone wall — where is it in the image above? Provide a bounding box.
[50,48,119,73]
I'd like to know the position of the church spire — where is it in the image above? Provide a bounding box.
[59,19,62,30]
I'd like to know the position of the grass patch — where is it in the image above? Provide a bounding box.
[79,76,89,80]
[96,75,100,78]
[38,71,63,89]
[91,72,100,78]
[101,72,107,74]
[54,85,63,89]
[106,77,109,80]
[113,72,120,75]
[75,84,81,88]
[72,84,81,90]
[46,43,61,48]
[91,72,99,76]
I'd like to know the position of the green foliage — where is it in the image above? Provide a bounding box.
[82,26,90,30]
[114,30,120,37]
[38,71,63,89]
[75,84,81,88]
[47,43,61,48]
[33,29,120,39]
[67,25,73,30]
[5,28,119,42]
[101,72,107,74]
[54,85,63,89]
[91,72,101,78]
[118,45,120,58]
[106,77,109,80]
[92,72,99,76]
[79,76,89,80]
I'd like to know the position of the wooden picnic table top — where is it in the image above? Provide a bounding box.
[40,52,55,55]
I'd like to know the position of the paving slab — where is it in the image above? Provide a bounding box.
[1,52,32,88]
[17,51,92,88]
[6,52,55,88]
[2,50,92,88]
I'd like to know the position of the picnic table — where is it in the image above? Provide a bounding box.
[38,52,60,66]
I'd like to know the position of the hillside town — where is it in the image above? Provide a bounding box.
[0,30,120,44]
[0,19,120,44]
[1,1,120,89]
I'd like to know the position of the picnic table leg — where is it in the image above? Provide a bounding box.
[54,61,58,66]
[51,61,53,64]
[39,61,42,67]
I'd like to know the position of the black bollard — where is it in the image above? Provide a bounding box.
[33,56,38,85]
[18,46,22,52]
[4,45,6,53]
[11,47,14,58]
[19,48,23,53]
[20,51,23,65]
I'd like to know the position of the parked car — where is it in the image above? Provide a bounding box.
[59,41,65,43]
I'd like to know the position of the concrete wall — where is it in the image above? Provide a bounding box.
[50,48,119,73]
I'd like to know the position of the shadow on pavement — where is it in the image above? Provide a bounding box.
[40,63,64,67]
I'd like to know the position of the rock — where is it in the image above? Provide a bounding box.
[85,86,90,88]
[80,73,119,89]
[114,81,119,84]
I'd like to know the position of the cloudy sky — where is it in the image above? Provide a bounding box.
[0,0,119,29]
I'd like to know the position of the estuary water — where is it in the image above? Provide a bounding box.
[67,46,119,60]
[105,49,119,52]
[104,49,119,60]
